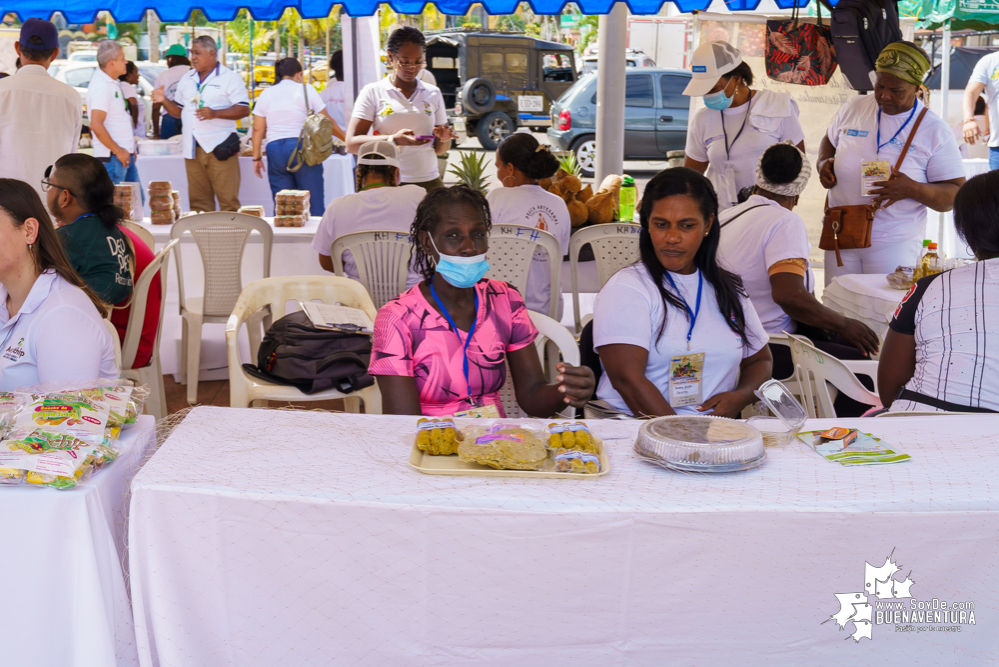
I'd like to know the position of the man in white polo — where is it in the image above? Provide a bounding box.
[88,40,138,186]
[0,18,81,201]
[152,35,250,212]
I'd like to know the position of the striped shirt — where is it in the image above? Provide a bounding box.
[888,259,999,412]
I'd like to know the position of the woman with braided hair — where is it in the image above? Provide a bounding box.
[369,185,595,416]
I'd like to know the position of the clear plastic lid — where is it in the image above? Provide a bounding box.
[752,379,807,433]
[635,415,765,472]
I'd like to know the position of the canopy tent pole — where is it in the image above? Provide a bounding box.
[595,2,628,187]
[939,20,951,245]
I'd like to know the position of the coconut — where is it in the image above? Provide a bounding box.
[561,174,582,194]
[548,183,562,198]
[578,184,593,203]
[561,188,574,204]
[586,192,615,224]
[553,168,571,182]
[566,193,589,227]
[538,177,553,191]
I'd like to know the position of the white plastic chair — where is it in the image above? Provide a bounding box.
[104,319,122,377]
[330,230,413,310]
[569,223,641,332]
[172,213,274,404]
[788,333,881,419]
[123,220,155,253]
[121,238,178,419]
[497,312,580,419]
[485,224,563,321]
[225,275,382,413]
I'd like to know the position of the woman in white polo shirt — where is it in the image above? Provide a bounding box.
[682,41,804,210]
[346,27,453,191]
[592,168,772,418]
[818,41,965,283]
[313,140,425,288]
[0,179,117,391]
[252,57,345,217]
[486,132,570,319]
[717,142,880,381]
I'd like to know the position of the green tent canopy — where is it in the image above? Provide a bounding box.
[901,0,999,31]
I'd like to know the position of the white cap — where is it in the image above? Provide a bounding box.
[357,140,400,169]
[682,41,743,97]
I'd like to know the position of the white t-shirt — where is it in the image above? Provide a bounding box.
[174,63,250,157]
[969,51,999,147]
[312,184,426,288]
[685,90,804,209]
[592,264,768,416]
[716,195,813,335]
[119,81,146,138]
[0,271,117,391]
[319,79,346,129]
[87,68,136,157]
[352,78,447,183]
[826,95,965,244]
[888,259,999,412]
[252,78,325,144]
[486,184,571,318]
[153,64,191,115]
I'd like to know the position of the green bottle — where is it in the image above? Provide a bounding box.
[619,175,636,223]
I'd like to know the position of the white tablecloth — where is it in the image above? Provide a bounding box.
[129,408,999,666]
[935,158,990,259]
[1,416,157,667]
[135,154,355,217]
[822,273,907,340]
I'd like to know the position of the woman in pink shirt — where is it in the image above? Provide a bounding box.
[369,185,595,416]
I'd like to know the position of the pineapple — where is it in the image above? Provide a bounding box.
[448,151,490,193]
[557,151,583,180]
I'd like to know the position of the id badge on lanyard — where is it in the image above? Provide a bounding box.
[669,352,706,407]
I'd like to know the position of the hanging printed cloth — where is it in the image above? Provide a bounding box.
[765,0,838,86]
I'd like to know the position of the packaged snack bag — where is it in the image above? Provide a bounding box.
[416,418,459,455]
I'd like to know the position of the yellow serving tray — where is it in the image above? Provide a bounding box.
[408,435,610,479]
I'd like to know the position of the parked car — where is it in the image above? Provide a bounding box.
[547,68,691,178]
[426,30,579,150]
[55,61,166,134]
[580,50,657,75]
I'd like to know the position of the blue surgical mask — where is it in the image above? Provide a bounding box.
[703,87,734,111]
[429,236,489,289]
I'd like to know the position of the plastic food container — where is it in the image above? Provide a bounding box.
[635,415,765,472]
[747,379,808,446]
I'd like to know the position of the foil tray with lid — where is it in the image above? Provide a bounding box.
[634,415,765,473]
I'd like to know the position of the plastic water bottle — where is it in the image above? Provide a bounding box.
[619,175,636,223]
[921,242,942,278]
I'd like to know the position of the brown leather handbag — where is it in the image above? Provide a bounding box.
[820,107,928,266]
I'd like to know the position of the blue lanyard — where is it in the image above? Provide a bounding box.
[876,104,918,155]
[430,282,479,406]
[664,270,703,351]
[71,213,97,224]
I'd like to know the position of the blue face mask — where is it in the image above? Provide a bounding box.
[703,79,735,111]
[429,236,490,289]
[703,87,734,111]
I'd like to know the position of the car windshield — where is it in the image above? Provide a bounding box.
[256,58,275,68]
[64,67,95,88]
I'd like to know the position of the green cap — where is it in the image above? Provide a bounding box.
[165,44,187,57]
[622,175,635,186]
[922,239,931,247]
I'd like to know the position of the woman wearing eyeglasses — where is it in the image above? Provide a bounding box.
[346,27,455,191]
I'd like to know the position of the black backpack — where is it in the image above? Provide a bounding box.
[825,0,902,91]
[243,310,375,395]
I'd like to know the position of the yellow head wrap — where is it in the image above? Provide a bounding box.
[875,42,931,87]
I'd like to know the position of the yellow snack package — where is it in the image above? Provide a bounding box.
[416,418,459,456]
[547,422,596,454]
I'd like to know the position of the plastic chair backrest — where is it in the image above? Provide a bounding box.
[497,312,580,419]
[123,220,155,253]
[788,333,882,419]
[330,230,413,310]
[104,318,122,376]
[122,238,178,370]
[485,224,562,320]
[172,212,274,318]
[229,275,378,343]
[569,223,641,332]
